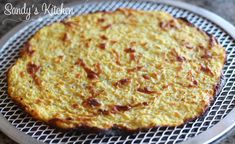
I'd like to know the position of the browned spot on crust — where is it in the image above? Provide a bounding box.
[55,55,64,63]
[187,71,193,80]
[19,71,25,77]
[86,84,104,98]
[162,84,172,89]
[87,84,96,97]
[85,42,90,48]
[142,102,148,106]
[125,48,136,61]
[183,42,194,49]
[20,42,35,57]
[100,10,113,15]
[100,35,108,40]
[87,72,98,80]
[142,74,150,80]
[187,70,198,88]
[109,40,117,45]
[110,40,117,45]
[99,43,106,50]
[131,102,149,108]
[199,45,205,49]
[97,18,105,23]
[113,105,131,112]
[130,41,137,46]
[151,72,158,79]
[127,66,143,73]
[176,65,183,71]
[124,48,135,53]
[188,79,198,88]
[201,51,212,59]
[201,64,214,76]
[129,53,135,61]
[61,21,77,27]
[176,55,186,62]
[102,24,112,30]
[160,19,180,30]
[114,78,131,87]
[99,101,149,115]
[58,55,64,59]
[98,109,110,115]
[193,80,198,85]
[48,117,92,129]
[112,49,121,65]
[178,17,194,27]
[83,97,101,107]
[26,62,41,85]
[156,64,163,69]
[169,49,186,62]
[34,77,42,86]
[209,36,218,48]
[75,73,80,78]
[35,99,42,104]
[84,39,92,48]
[76,58,99,80]
[72,103,79,108]
[137,87,158,94]
[94,63,102,75]
[185,45,194,49]
[66,117,73,121]
[61,33,70,42]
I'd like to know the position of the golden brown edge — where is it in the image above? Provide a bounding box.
[6,8,227,135]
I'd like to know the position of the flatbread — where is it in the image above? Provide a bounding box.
[7,9,226,133]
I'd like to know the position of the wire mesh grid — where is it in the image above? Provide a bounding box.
[0,0,235,143]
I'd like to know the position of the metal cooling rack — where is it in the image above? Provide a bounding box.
[1,0,235,143]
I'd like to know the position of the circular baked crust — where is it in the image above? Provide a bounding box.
[7,9,226,133]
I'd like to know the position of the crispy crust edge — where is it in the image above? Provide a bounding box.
[6,9,227,135]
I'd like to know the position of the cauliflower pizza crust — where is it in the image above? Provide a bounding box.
[7,9,226,133]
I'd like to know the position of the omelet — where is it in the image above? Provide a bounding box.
[7,9,226,133]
